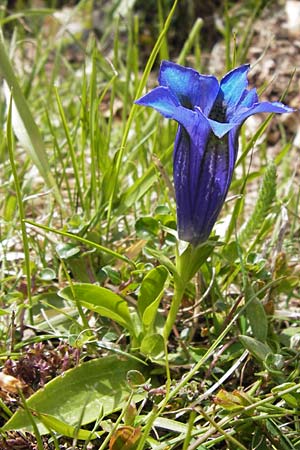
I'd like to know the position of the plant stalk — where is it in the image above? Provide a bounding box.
[163,282,186,340]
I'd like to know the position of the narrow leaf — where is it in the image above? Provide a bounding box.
[0,36,61,203]
[239,335,272,363]
[245,297,268,342]
[37,412,102,440]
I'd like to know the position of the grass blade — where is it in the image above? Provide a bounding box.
[6,93,33,324]
[0,35,61,204]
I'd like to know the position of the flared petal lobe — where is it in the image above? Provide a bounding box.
[135,86,180,118]
[233,101,294,124]
[135,61,293,246]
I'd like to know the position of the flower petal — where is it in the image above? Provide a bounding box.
[159,60,219,115]
[220,64,250,108]
[174,123,238,245]
[234,101,294,124]
[207,119,238,138]
[194,108,238,138]
[135,86,205,136]
[173,117,212,244]
[226,88,258,121]
[193,130,238,243]
[134,86,180,118]
[237,88,258,108]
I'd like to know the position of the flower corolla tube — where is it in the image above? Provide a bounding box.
[135,61,293,246]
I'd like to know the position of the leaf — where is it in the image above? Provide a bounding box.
[245,298,268,342]
[58,283,135,334]
[214,389,244,411]
[176,240,217,284]
[37,413,102,440]
[3,355,145,434]
[265,419,295,450]
[214,389,253,411]
[143,246,178,278]
[271,383,300,408]
[135,217,159,239]
[109,426,142,450]
[118,172,157,215]
[126,371,146,389]
[151,417,189,433]
[239,335,272,363]
[56,243,81,259]
[140,334,165,358]
[0,37,61,203]
[138,266,168,329]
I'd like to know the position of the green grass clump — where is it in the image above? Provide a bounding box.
[0,1,299,449]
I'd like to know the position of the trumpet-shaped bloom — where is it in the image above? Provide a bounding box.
[135,61,293,246]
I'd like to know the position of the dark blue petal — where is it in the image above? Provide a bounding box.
[233,101,294,124]
[237,88,258,108]
[134,86,180,118]
[173,121,210,244]
[196,108,238,138]
[192,130,238,243]
[173,115,237,245]
[135,86,205,136]
[220,64,250,108]
[159,60,219,115]
[207,118,238,138]
[226,88,258,121]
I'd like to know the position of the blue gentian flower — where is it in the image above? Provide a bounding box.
[135,61,293,246]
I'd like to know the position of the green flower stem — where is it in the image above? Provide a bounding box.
[163,281,186,341]
[163,243,190,339]
[163,241,216,340]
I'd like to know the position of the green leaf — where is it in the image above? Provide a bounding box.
[245,298,268,342]
[176,240,217,284]
[37,412,102,440]
[143,246,178,277]
[239,335,272,363]
[0,37,61,203]
[0,8,55,26]
[265,419,295,450]
[126,371,146,389]
[56,243,81,259]
[39,268,56,281]
[140,334,165,358]
[3,355,144,434]
[272,383,300,408]
[135,217,159,239]
[138,266,168,329]
[59,283,135,334]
